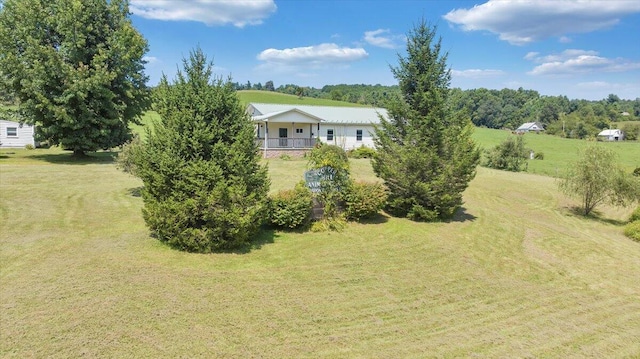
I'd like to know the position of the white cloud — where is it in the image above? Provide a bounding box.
[443,0,640,45]
[363,29,405,49]
[559,36,572,44]
[257,43,368,66]
[130,0,276,27]
[142,56,159,64]
[525,49,640,75]
[452,69,506,78]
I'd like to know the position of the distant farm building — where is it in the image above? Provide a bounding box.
[0,120,36,148]
[597,129,625,141]
[516,122,545,133]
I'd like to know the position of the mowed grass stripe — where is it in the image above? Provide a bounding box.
[1,151,639,357]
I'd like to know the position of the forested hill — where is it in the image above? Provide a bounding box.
[231,81,639,140]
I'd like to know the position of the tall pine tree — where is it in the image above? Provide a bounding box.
[135,48,269,252]
[372,21,479,221]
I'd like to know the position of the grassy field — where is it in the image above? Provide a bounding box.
[472,128,640,176]
[238,90,368,107]
[2,148,639,358]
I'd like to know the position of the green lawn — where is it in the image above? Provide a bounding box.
[473,128,640,176]
[2,149,639,357]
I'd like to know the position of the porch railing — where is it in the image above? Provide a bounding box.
[255,137,316,148]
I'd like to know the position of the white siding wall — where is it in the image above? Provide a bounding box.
[263,123,317,139]
[0,120,35,148]
[318,124,376,150]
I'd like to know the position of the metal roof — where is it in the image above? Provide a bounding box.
[516,122,544,131]
[248,103,388,125]
[598,129,622,136]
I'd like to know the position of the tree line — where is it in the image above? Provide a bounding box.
[235,82,639,140]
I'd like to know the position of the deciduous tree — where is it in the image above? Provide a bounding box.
[0,0,150,155]
[559,145,640,216]
[372,20,480,221]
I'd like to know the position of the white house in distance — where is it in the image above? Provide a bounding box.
[516,122,545,133]
[597,129,625,141]
[247,103,388,156]
[0,120,36,148]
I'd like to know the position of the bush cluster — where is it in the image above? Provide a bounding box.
[343,181,387,220]
[629,206,640,223]
[534,151,544,160]
[268,183,313,229]
[624,221,640,242]
[347,145,376,159]
[115,135,142,176]
[483,135,528,172]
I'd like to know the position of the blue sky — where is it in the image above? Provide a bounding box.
[130,0,640,100]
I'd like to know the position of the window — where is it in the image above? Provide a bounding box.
[6,127,17,137]
[327,129,334,141]
[295,128,303,134]
[356,129,363,141]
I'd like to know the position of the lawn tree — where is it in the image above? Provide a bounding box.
[559,145,640,216]
[0,0,150,156]
[372,20,480,221]
[134,48,269,252]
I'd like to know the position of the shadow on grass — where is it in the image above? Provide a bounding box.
[226,228,279,254]
[127,187,143,197]
[356,212,389,224]
[566,206,626,226]
[450,207,477,223]
[30,151,117,165]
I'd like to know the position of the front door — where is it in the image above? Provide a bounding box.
[279,128,288,147]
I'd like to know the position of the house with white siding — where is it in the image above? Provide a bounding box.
[247,103,388,156]
[0,120,36,148]
[516,122,545,133]
[597,129,625,141]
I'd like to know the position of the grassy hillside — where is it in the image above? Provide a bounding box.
[238,90,368,107]
[1,151,639,357]
[473,128,640,176]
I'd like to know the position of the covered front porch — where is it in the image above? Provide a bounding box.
[254,136,317,149]
[252,107,323,155]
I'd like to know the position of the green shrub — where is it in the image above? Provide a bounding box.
[116,135,142,176]
[534,151,544,160]
[630,206,640,223]
[621,123,640,141]
[483,135,528,172]
[24,143,34,150]
[310,214,347,232]
[633,167,640,177]
[279,153,292,161]
[307,143,350,224]
[348,145,376,159]
[268,183,313,229]
[343,181,387,220]
[624,221,640,242]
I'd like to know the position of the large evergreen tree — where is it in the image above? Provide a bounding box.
[134,48,269,252]
[0,0,150,155]
[372,21,480,221]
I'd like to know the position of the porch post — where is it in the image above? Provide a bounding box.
[264,121,268,158]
